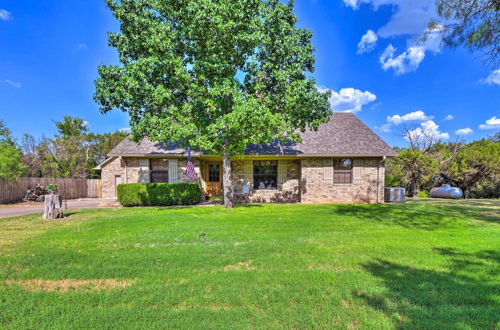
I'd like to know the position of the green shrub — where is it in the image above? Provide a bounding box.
[117,183,202,207]
[418,190,429,198]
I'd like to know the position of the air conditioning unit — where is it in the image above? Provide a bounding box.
[384,187,406,203]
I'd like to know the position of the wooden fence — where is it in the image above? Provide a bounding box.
[0,178,101,204]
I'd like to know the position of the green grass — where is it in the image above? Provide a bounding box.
[0,200,498,329]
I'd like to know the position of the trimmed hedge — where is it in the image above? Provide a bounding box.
[117,183,202,207]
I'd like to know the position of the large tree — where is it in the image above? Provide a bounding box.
[388,149,438,197]
[0,120,25,180]
[432,0,499,66]
[95,0,331,208]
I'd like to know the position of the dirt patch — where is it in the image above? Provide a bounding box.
[0,201,43,208]
[348,320,360,329]
[342,299,352,308]
[5,278,135,293]
[223,261,256,271]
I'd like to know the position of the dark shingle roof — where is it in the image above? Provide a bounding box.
[108,139,204,157]
[108,113,396,157]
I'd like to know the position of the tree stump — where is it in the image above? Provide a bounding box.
[43,194,64,220]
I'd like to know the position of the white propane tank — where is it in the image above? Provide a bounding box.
[430,184,463,199]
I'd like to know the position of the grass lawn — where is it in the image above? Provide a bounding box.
[0,200,499,329]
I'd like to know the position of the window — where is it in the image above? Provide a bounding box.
[208,163,220,182]
[150,159,169,183]
[334,159,352,184]
[253,160,277,190]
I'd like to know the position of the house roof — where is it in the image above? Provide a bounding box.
[108,139,205,157]
[107,113,396,158]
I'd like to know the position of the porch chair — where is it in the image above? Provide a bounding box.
[233,185,250,203]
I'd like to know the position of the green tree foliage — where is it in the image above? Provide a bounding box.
[386,136,500,199]
[20,117,127,179]
[54,116,89,137]
[438,138,500,198]
[387,149,439,197]
[94,0,331,208]
[432,0,499,65]
[0,120,26,179]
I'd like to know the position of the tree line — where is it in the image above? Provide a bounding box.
[386,130,500,199]
[0,116,127,180]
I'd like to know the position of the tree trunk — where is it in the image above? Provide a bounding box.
[408,181,418,198]
[43,194,64,220]
[222,149,233,209]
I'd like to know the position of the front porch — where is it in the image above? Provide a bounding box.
[199,158,301,203]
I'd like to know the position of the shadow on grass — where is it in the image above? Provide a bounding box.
[356,249,500,329]
[234,204,263,208]
[152,203,263,212]
[332,202,499,230]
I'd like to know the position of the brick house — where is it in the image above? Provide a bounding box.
[96,113,396,203]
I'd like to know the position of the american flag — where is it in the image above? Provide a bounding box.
[185,146,196,180]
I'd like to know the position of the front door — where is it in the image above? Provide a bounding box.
[205,162,223,197]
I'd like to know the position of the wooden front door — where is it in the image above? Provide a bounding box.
[205,162,223,197]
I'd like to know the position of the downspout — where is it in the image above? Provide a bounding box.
[124,158,128,183]
[376,159,380,204]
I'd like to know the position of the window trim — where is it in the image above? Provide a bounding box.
[150,159,169,183]
[253,160,278,190]
[333,158,353,184]
[208,163,221,183]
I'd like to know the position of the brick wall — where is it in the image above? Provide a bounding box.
[178,159,202,183]
[300,158,384,204]
[101,157,126,198]
[101,156,385,203]
[101,157,201,199]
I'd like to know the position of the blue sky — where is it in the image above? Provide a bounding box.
[0,0,499,147]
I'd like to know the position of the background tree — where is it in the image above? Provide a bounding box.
[0,120,25,179]
[43,116,92,178]
[95,0,331,208]
[436,138,500,198]
[386,133,500,199]
[431,0,499,65]
[20,134,51,177]
[388,149,438,197]
[87,131,128,178]
[20,116,127,179]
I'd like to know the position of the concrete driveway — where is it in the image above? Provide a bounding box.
[0,199,118,219]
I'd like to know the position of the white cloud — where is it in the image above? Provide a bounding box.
[357,30,378,54]
[1,79,21,88]
[119,127,131,133]
[320,87,377,112]
[379,25,443,75]
[479,69,500,85]
[343,0,367,9]
[380,44,425,74]
[345,1,442,74]
[479,116,500,130]
[77,43,88,50]
[387,110,432,125]
[377,123,392,132]
[444,114,454,120]
[0,9,11,21]
[343,0,436,37]
[455,127,473,136]
[407,120,449,141]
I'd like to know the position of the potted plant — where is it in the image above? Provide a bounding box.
[47,184,59,194]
